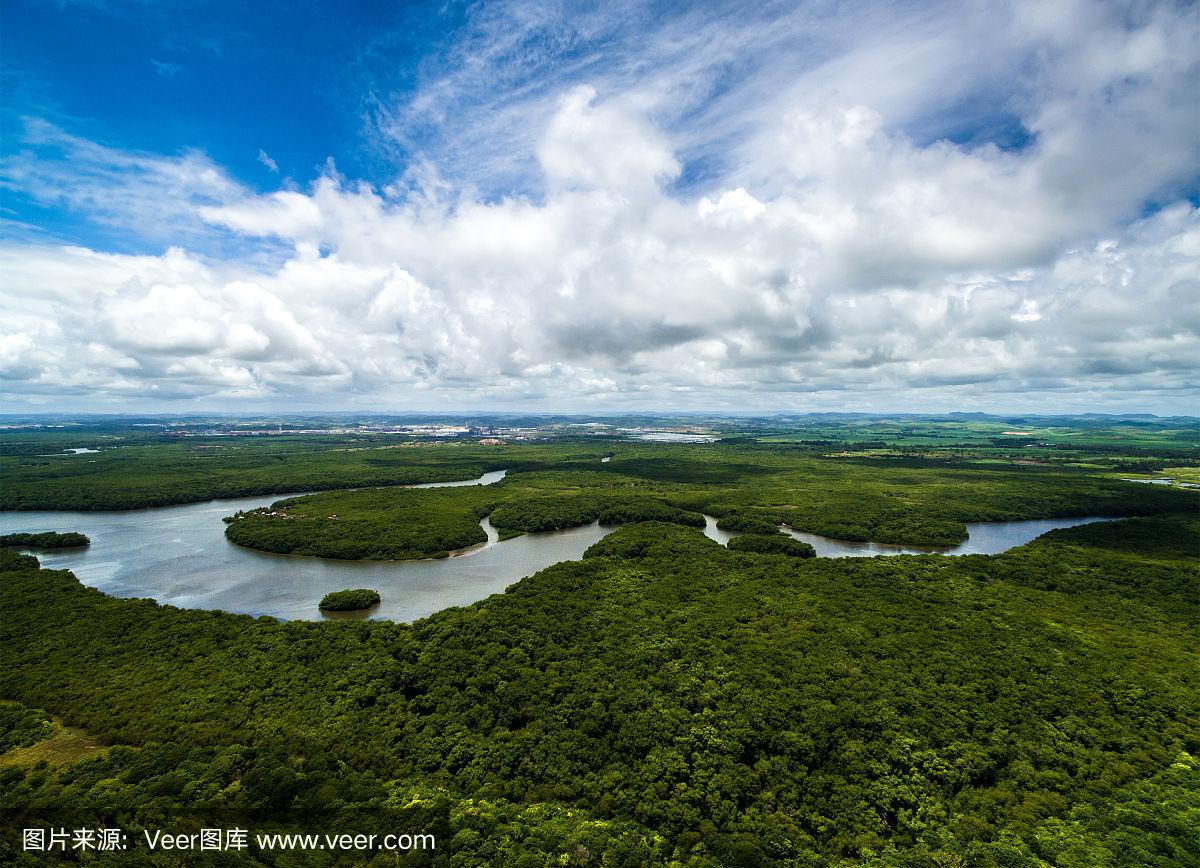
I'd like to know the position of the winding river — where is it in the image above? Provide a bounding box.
[701,514,1114,555]
[1,470,1115,623]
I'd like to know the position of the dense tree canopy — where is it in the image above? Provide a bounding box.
[2,431,1197,865]
[218,449,1194,559]
[714,513,784,535]
[0,532,90,549]
[318,589,382,611]
[3,437,1192,549]
[726,534,816,557]
[2,513,1197,865]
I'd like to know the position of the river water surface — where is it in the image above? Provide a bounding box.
[777,516,1114,557]
[0,470,615,623]
[1,471,1115,622]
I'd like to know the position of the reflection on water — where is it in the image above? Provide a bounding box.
[0,494,611,623]
[407,469,508,488]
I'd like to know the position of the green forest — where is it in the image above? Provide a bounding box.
[219,450,1191,560]
[0,532,89,549]
[1,430,1198,866]
[2,513,1198,866]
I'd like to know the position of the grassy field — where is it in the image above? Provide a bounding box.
[0,699,106,771]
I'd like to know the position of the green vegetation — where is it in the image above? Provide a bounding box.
[0,702,103,771]
[0,702,55,754]
[750,413,1200,454]
[4,413,1198,514]
[318,588,382,611]
[726,533,816,557]
[487,494,608,532]
[490,494,706,533]
[225,486,494,560]
[2,509,1197,865]
[1,424,1197,864]
[0,550,39,573]
[715,512,783,535]
[223,469,718,560]
[0,436,597,511]
[0,531,89,549]
[220,448,1194,558]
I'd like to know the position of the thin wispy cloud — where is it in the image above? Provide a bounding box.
[2,119,243,234]
[150,59,182,77]
[257,149,279,173]
[0,0,1196,412]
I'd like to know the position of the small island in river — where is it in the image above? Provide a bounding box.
[318,588,382,611]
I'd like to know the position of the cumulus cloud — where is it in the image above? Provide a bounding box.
[537,86,681,199]
[0,0,1197,412]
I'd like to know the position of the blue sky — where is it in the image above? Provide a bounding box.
[1,0,1197,413]
[2,1,448,244]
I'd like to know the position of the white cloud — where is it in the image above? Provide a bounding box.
[257,149,279,173]
[537,86,681,199]
[1,120,249,245]
[151,59,182,77]
[0,0,1196,412]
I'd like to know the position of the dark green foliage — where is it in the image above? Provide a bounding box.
[715,513,782,535]
[225,486,494,560]
[969,514,1200,615]
[318,588,382,611]
[872,515,968,545]
[597,498,704,527]
[583,521,724,561]
[0,531,89,548]
[2,513,1197,865]
[4,434,1195,547]
[0,549,39,572]
[1037,513,1200,562]
[225,479,708,560]
[486,494,704,533]
[0,438,584,511]
[727,534,816,557]
[220,450,1196,559]
[0,703,55,753]
[2,432,1199,864]
[488,494,604,532]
